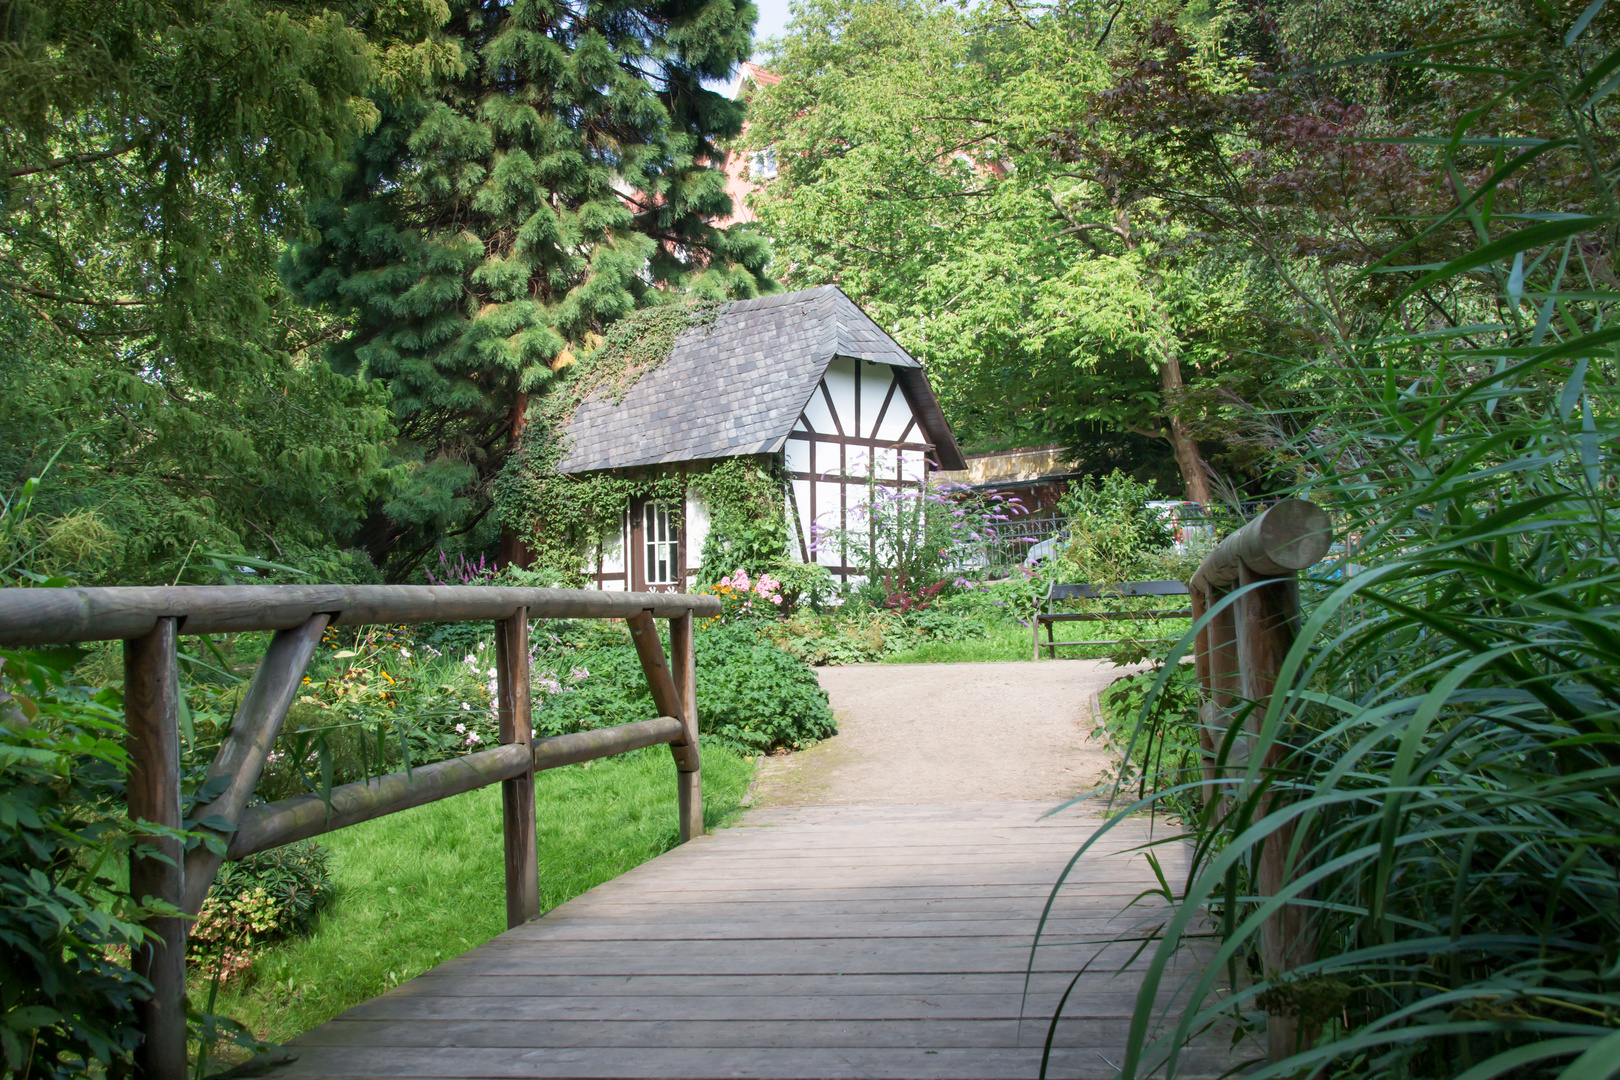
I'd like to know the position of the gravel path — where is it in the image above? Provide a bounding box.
[744,659,1141,809]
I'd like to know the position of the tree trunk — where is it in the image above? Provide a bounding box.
[497,393,533,570]
[1112,205,1214,506]
[1158,355,1213,506]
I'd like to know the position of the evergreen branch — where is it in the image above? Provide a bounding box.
[2,280,150,307]
[5,143,138,178]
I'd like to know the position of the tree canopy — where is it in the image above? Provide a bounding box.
[0,0,452,582]
[282,0,773,578]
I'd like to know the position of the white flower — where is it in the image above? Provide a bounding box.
[461,702,470,711]
[487,667,497,678]
[464,655,476,666]
[400,648,411,659]
[454,723,466,734]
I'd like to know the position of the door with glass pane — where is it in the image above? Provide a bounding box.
[630,499,683,592]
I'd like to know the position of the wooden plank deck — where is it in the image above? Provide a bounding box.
[279,802,1244,1079]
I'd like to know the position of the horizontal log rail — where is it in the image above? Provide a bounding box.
[0,584,715,1080]
[0,583,719,646]
[227,717,685,860]
[1186,499,1330,1065]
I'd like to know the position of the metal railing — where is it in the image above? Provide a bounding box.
[0,584,719,1080]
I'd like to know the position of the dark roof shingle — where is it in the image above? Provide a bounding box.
[558,286,962,473]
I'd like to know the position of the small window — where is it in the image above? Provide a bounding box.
[748,148,778,181]
[643,501,679,586]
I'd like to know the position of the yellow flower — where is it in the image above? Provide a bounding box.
[381,670,395,684]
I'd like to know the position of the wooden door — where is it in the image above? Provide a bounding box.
[629,498,684,592]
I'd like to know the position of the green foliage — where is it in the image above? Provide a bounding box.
[1090,6,1620,1077]
[1053,470,1187,586]
[284,0,773,577]
[1096,664,1201,819]
[689,458,793,588]
[529,620,835,752]
[189,842,334,985]
[747,0,1289,496]
[0,648,154,1079]
[0,1,446,585]
[763,611,901,665]
[692,622,835,751]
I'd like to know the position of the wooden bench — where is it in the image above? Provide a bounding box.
[1032,579,1193,660]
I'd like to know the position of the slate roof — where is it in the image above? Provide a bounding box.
[557,286,965,473]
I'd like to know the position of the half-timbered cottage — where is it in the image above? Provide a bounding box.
[557,286,965,591]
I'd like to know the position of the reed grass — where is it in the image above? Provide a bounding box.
[1055,9,1620,1078]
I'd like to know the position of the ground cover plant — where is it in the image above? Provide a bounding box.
[1094,663,1202,819]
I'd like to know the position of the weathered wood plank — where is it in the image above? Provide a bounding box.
[668,609,702,841]
[497,608,540,927]
[292,1015,1197,1049]
[272,1044,1238,1080]
[284,802,1246,1079]
[381,970,1191,1001]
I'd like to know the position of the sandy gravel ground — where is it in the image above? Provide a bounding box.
[745,659,1143,809]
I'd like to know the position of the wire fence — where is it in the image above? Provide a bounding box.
[971,501,1286,574]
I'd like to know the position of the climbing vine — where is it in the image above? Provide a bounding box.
[494,301,724,585]
[687,457,790,585]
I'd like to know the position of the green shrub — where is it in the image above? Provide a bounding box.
[527,620,836,752]
[1055,470,1186,585]
[0,648,153,1079]
[1096,664,1202,818]
[189,841,334,984]
[694,622,835,750]
[762,611,901,665]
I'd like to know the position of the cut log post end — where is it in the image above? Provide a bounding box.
[1187,504,1331,1066]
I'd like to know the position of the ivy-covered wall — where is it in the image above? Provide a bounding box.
[493,301,812,587]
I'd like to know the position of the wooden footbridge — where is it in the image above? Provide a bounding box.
[0,504,1331,1080]
[279,802,1232,1079]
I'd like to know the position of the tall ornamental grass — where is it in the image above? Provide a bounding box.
[1078,9,1620,1078]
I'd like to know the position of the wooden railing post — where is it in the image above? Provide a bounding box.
[668,611,703,842]
[1236,564,1316,1062]
[125,618,187,1080]
[183,614,330,915]
[496,608,539,927]
[1188,499,1331,1066]
[628,610,701,844]
[1188,586,1222,805]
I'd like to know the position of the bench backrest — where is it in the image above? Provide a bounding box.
[1045,580,1190,602]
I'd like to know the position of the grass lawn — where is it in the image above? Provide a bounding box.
[881,617,1194,664]
[205,746,754,1045]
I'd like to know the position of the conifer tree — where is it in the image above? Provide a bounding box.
[284,0,772,578]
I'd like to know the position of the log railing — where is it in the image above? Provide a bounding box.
[0,585,720,1080]
[1186,499,1332,1064]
